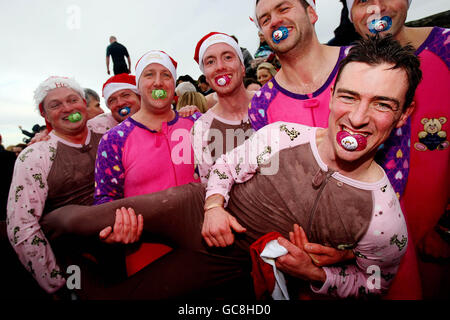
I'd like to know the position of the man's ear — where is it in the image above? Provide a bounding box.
[307,5,318,25]
[395,101,415,128]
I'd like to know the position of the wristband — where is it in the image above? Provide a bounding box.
[204,202,224,211]
[204,194,225,211]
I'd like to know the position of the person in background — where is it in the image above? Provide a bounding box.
[244,78,262,91]
[256,62,277,86]
[18,124,44,144]
[84,88,104,120]
[254,31,274,59]
[327,0,360,46]
[176,91,207,113]
[175,81,197,99]
[0,133,16,218]
[230,35,255,77]
[106,36,131,75]
[197,74,214,96]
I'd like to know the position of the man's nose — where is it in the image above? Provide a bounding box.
[348,103,370,128]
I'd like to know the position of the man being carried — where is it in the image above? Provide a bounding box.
[346,0,450,298]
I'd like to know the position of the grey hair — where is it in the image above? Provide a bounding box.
[84,88,100,104]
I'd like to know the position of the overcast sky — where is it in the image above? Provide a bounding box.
[1,0,448,147]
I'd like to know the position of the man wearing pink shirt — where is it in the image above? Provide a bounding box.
[94,50,200,276]
[248,0,346,130]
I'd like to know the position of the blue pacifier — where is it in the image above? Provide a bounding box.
[118,106,131,117]
[272,26,289,44]
[368,16,392,34]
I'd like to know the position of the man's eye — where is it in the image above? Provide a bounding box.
[374,102,393,111]
[49,102,61,109]
[340,95,355,101]
[260,16,270,26]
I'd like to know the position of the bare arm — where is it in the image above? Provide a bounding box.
[106,56,110,75]
[127,56,131,73]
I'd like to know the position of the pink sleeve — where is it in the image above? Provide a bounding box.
[191,113,216,185]
[6,144,66,293]
[311,185,408,298]
[206,122,312,204]
[87,113,118,134]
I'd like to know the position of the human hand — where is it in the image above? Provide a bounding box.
[178,105,200,117]
[417,228,450,259]
[304,243,355,267]
[99,207,143,244]
[275,225,326,282]
[201,207,246,247]
[28,129,50,145]
[107,70,110,75]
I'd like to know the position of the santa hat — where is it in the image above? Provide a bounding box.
[194,32,245,73]
[346,0,412,22]
[102,73,139,107]
[135,50,177,89]
[251,0,316,29]
[33,76,85,131]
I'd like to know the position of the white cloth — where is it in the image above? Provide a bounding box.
[260,239,290,300]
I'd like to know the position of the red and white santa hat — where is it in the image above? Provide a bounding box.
[346,0,412,22]
[251,0,316,29]
[194,32,245,72]
[102,73,139,106]
[33,76,86,131]
[135,50,178,88]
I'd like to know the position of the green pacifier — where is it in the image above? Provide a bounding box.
[152,89,167,100]
[68,112,82,123]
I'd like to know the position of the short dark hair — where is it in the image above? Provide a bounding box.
[198,74,208,85]
[335,35,422,111]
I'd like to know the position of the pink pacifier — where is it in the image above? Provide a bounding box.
[337,130,367,151]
